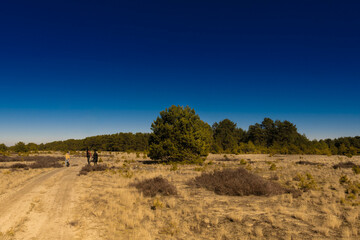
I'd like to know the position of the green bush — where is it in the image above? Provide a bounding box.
[269,163,277,171]
[170,163,178,171]
[295,173,317,191]
[148,105,212,163]
[239,159,247,165]
[352,166,360,175]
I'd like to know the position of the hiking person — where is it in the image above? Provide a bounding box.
[92,150,98,165]
[65,151,70,167]
[86,148,91,165]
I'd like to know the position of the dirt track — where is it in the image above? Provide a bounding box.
[0,158,83,240]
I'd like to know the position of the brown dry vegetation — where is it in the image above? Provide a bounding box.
[69,153,360,239]
[0,155,63,170]
[131,176,177,197]
[2,152,360,239]
[189,167,294,197]
[78,164,108,176]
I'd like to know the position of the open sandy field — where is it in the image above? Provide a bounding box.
[1,153,360,239]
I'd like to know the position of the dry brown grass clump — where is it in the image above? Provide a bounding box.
[29,158,63,169]
[0,155,63,162]
[296,160,325,166]
[78,164,108,175]
[333,161,358,169]
[10,163,28,169]
[131,176,177,197]
[190,167,296,197]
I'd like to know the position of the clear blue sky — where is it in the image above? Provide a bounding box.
[0,0,359,146]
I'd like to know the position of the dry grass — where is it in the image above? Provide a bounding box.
[0,168,49,196]
[4,152,360,239]
[70,153,360,239]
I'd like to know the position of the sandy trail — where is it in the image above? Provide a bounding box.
[0,158,84,240]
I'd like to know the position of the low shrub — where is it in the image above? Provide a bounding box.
[189,167,300,197]
[10,163,28,168]
[296,173,317,191]
[0,155,63,163]
[170,163,178,171]
[29,158,63,169]
[352,166,360,175]
[78,164,108,176]
[296,161,325,166]
[239,159,247,165]
[130,176,177,197]
[269,163,277,171]
[333,162,358,169]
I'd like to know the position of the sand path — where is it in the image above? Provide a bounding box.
[0,158,84,240]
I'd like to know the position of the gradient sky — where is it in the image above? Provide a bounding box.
[1,0,359,146]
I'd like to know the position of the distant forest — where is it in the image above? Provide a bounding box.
[2,118,359,156]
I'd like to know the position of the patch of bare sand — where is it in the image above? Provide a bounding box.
[0,157,83,240]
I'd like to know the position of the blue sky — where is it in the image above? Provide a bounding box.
[0,0,359,145]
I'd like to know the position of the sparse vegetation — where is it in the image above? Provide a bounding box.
[2,152,360,239]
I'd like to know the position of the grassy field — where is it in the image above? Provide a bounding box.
[73,153,360,239]
[1,153,360,239]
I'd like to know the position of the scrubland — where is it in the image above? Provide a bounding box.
[1,153,360,239]
[72,153,360,239]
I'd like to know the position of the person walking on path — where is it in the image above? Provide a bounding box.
[92,150,98,165]
[65,151,70,167]
[86,148,91,165]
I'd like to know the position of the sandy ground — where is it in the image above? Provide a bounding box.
[0,158,82,240]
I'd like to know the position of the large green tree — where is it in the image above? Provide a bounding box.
[212,119,243,152]
[148,105,212,162]
[13,141,27,153]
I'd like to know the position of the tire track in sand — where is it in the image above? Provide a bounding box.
[0,158,83,240]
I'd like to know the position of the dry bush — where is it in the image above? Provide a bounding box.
[1,156,63,169]
[78,164,108,176]
[333,161,358,169]
[0,155,14,162]
[29,158,63,169]
[130,176,177,197]
[296,160,325,166]
[0,155,63,162]
[10,163,28,169]
[190,167,298,197]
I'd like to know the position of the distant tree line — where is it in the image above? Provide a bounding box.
[1,118,359,156]
[211,118,360,156]
[2,133,150,153]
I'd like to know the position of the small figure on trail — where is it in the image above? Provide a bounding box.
[65,151,70,167]
[86,148,91,165]
[92,150,98,165]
